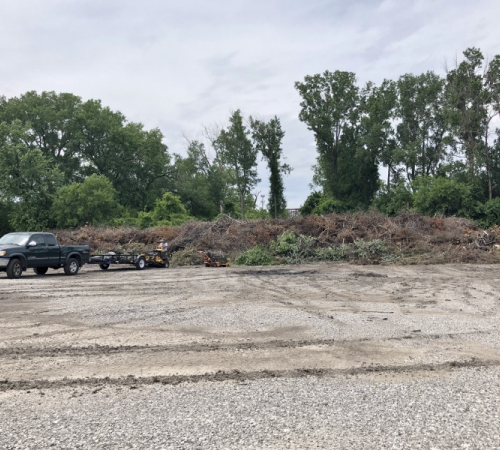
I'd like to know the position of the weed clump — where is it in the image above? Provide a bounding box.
[234,246,273,266]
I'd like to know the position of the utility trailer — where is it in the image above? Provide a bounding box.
[89,248,169,271]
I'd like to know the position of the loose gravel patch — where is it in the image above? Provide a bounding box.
[1,366,499,449]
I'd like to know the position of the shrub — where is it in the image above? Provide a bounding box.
[472,198,500,228]
[413,176,474,217]
[152,193,190,226]
[51,174,120,228]
[299,191,324,216]
[270,230,316,263]
[313,197,350,215]
[373,180,414,216]
[234,245,273,266]
[352,239,389,259]
[315,245,349,261]
[269,230,299,255]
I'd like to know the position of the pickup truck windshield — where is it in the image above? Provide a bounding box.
[0,233,30,246]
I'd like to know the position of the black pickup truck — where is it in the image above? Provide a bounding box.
[0,232,90,279]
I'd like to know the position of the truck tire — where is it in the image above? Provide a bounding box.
[99,263,110,270]
[6,259,23,279]
[34,267,48,275]
[135,256,146,270]
[64,258,79,275]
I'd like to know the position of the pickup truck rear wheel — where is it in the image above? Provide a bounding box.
[34,267,48,275]
[64,258,79,275]
[6,259,23,279]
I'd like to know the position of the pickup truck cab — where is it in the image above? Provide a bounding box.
[0,232,90,279]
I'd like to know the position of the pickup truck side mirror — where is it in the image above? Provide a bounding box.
[27,241,37,248]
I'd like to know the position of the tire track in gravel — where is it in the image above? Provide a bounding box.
[1,358,498,392]
[1,330,494,357]
[0,338,337,357]
[239,272,356,326]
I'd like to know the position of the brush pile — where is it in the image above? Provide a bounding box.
[51,213,500,265]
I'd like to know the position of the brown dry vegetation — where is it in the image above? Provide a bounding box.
[51,212,500,265]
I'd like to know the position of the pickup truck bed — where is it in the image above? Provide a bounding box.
[0,232,90,279]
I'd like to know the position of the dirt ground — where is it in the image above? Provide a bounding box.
[1,262,500,391]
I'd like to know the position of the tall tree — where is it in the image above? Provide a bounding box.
[295,71,359,198]
[395,72,448,183]
[73,100,172,210]
[0,121,63,230]
[446,48,500,199]
[51,174,120,228]
[215,110,259,220]
[0,91,82,183]
[446,48,487,180]
[358,80,397,193]
[250,116,291,217]
[172,140,230,219]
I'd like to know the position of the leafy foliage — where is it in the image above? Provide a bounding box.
[51,175,120,228]
[0,121,63,230]
[413,176,474,217]
[269,230,316,264]
[234,245,272,266]
[215,110,259,220]
[250,116,291,217]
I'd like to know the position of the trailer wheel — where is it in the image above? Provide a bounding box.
[99,263,110,270]
[64,258,79,275]
[162,258,170,268]
[34,267,48,275]
[136,256,146,270]
[6,259,23,279]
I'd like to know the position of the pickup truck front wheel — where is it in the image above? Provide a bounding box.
[7,259,23,279]
[64,258,80,276]
[34,267,48,275]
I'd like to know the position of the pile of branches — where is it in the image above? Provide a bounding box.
[52,212,500,264]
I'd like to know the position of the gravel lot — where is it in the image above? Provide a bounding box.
[1,263,500,448]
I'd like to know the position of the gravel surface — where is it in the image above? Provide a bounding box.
[1,366,500,449]
[2,263,500,448]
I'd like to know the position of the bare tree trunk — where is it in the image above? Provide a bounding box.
[485,126,493,200]
[387,164,391,189]
[240,191,245,221]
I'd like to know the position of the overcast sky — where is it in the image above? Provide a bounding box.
[1,0,500,207]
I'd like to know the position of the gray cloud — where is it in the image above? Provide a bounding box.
[1,0,499,207]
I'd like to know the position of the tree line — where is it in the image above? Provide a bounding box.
[297,47,500,227]
[1,46,500,234]
[0,92,290,233]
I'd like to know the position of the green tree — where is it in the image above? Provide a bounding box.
[215,110,259,220]
[299,191,323,216]
[0,121,63,230]
[73,100,172,210]
[51,174,120,228]
[172,140,231,220]
[295,71,359,198]
[151,192,189,226]
[0,91,82,183]
[413,176,474,217]
[360,80,398,188]
[395,72,448,183]
[0,200,14,236]
[250,116,291,217]
[446,48,488,180]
